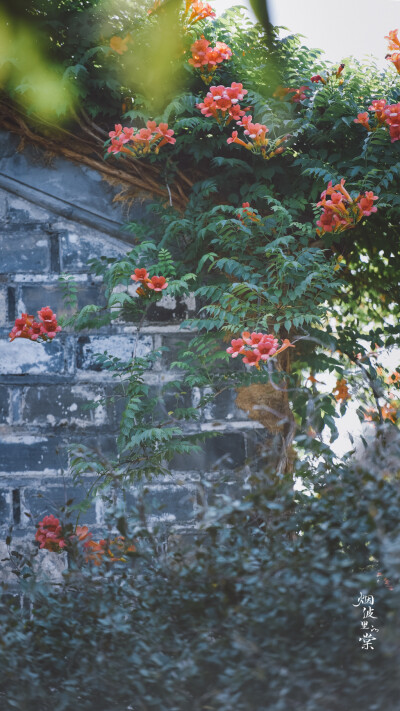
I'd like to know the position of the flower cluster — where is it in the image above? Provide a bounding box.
[196,84,288,160]
[332,378,350,403]
[377,572,394,591]
[35,515,66,553]
[196,82,249,124]
[109,34,131,54]
[310,64,345,85]
[131,268,168,296]
[237,202,260,223]
[147,0,162,15]
[354,100,400,143]
[365,402,398,423]
[273,85,311,103]
[382,402,398,423]
[75,526,136,566]
[228,114,288,160]
[189,36,232,81]
[385,29,400,73]
[387,370,400,385]
[226,331,293,368]
[316,179,378,236]
[35,521,136,563]
[107,122,175,156]
[184,0,216,27]
[9,307,62,342]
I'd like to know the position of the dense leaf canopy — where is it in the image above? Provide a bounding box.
[1,3,400,710]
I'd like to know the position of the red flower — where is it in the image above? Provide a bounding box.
[354,112,371,131]
[9,308,61,343]
[9,313,35,341]
[37,307,62,339]
[107,122,175,157]
[35,515,66,552]
[377,571,394,591]
[382,402,398,423]
[185,0,216,26]
[131,268,150,282]
[237,202,260,223]
[369,99,388,125]
[109,34,131,55]
[227,130,249,148]
[109,124,123,138]
[316,180,378,236]
[311,74,325,84]
[333,378,350,403]
[254,335,279,360]
[226,338,245,357]
[189,37,232,71]
[230,112,287,159]
[146,275,168,291]
[386,51,400,73]
[272,86,291,100]
[196,83,249,125]
[385,29,400,51]
[229,104,246,122]
[279,86,311,103]
[242,349,261,367]
[79,532,136,566]
[226,332,292,367]
[156,123,176,149]
[358,191,378,216]
[37,306,54,322]
[242,331,267,347]
[383,102,400,142]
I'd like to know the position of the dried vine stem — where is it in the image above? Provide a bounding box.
[0,97,194,211]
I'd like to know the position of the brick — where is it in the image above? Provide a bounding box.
[67,433,118,462]
[9,389,22,423]
[171,431,247,471]
[145,295,192,323]
[0,490,11,527]
[162,386,194,419]
[0,434,68,473]
[0,188,7,218]
[33,550,68,583]
[243,427,282,472]
[6,195,52,223]
[60,229,128,272]
[0,336,64,375]
[20,283,106,318]
[204,477,246,507]
[0,226,49,273]
[77,334,153,371]
[0,286,7,326]
[160,334,194,368]
[7,286,16,323]
[0,385,9,423]
[22,384,109,428]
[126,483,198,523]
[23,480,97,525]
[111,383,165,426]
[0,539,67,584]
[202,388,243,422]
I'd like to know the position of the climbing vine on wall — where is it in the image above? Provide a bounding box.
[2,4,400,710]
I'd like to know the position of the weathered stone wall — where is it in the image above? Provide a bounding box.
[0,132,262,559]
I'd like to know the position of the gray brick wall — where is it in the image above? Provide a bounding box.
[0,141,261,565]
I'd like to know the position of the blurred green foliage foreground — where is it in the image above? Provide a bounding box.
[1,1,400,710]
